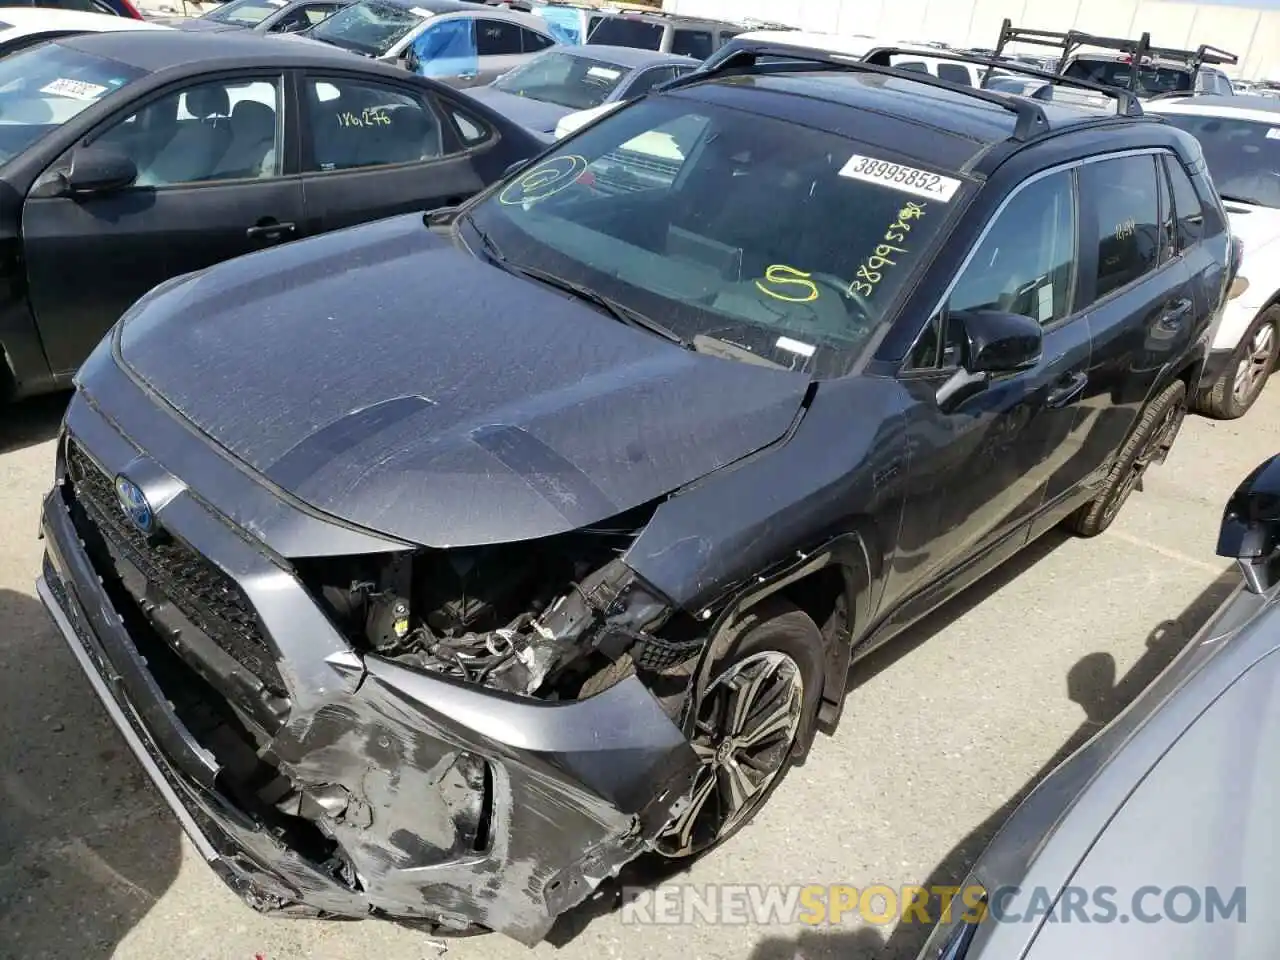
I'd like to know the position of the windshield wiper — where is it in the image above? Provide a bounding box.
[460,214,693,350]
[1219,192,1270,208]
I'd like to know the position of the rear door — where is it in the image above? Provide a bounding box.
[23,71,304,375]
[1050,152,1196,507]
[297,71,484,233]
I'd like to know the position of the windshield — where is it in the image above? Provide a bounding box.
[492,51,628,109]
[1064,58,1192,97]
[205,0,286,24]
[0,44,145,165]
[587,16,663,50]
[466,98,963,375]
[1159,113,1280,208]
[310,0,424,55]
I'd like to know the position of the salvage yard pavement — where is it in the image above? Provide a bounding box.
[1,386,1275,960]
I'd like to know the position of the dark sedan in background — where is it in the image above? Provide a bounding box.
[467,43,697,137]
[153,0,354,35]
[0,29,544,403]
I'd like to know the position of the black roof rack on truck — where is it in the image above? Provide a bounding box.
[674,39,1144,132]
[993,19,1238,93]
[861,44,1144,115]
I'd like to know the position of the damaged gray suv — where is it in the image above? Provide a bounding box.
[37,43,1227,945]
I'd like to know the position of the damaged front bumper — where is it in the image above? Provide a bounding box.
[37,450,698,944]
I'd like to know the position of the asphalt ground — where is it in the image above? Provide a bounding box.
[1,383,1274,960]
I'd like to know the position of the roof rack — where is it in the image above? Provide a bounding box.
[666,41,1064,140]
[993,19,1238,93]
[862,44,1144,116]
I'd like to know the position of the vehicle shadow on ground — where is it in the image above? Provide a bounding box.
[0,392,68,455]
[870,563,1241,960]
[0,587,182,958]
[548,532,1075,946]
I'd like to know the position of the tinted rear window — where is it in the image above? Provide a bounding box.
[588,17,663,50]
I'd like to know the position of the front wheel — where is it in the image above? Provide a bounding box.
[654,600,824,860]
[1066,379,1187,538]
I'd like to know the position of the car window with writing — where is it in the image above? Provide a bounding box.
[1079,155,1160,300]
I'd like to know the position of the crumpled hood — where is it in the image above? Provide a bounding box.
[116,214,810,548]
[465,87,574,134]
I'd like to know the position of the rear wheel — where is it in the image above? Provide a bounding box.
[655,600,824,859]
[1066,379,1187,538]
[1194,307,1279,419]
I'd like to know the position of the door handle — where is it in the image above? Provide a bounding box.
[246,221,296,242]
[1161,297,1193,328]
[1046,371,1088,408]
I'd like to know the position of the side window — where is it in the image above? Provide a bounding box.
[520,28,554,53]
[1164,155,1204,250]
[304,78,443,172]
[937,63,972,86]
[896,60,928,73]
[1079,154,1161,299]
[476,19,523,56]
[91,77,283,187]
[627,66,677,98]
[910,170,1078,369]
[670,29,713,60]
[450,106,492,146]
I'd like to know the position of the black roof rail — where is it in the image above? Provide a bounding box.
[665,41,1056,141]
[862,44,1144,116]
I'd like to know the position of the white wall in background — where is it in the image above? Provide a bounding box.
[662,0,1280,79]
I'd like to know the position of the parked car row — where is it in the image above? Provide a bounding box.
[0,10,1270,959]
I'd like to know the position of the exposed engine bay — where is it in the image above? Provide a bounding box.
[298,506,708,708]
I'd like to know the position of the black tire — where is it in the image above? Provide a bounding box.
[1194,306,1280,420]
[1066,379,1187,538]
[654,598,824,860]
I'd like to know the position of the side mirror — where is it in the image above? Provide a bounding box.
[1218,454,1280,593]
[935,309,1043,409]
[66,146,136,195]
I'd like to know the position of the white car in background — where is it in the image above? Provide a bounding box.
[1148,95,1280,418]
[0,7,169,57]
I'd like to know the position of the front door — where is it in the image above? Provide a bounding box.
[298,73,484,233]
[24,73,303,375]
[881,166,1089,624]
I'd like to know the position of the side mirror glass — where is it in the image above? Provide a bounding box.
[66,145,137,195]
[1218,454,1280,592]
[935,309,1043,409]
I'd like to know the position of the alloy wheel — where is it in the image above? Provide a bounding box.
[1102,399,1184,524]
[657,651,805,858]
[1232,321,1277,408]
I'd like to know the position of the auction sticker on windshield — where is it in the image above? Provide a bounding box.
[839,155,962,202]
[40,78,108,101]
[588,66,622,80]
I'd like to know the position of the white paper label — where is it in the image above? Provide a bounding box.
[1267,127,1280,140]
[775,336,816,358]
[838,154,962,201]
[1037,283,1053,322]
[409,6,432,16]
[40,78,107,101]
[587,66,622,80]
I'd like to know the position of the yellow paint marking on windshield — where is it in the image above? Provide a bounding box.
[755,264,820,303]
[849,201,927,298]
[499,155,589,205]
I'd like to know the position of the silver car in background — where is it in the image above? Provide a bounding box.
[919,453,1280,960]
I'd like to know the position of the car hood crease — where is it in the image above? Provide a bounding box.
[115,214,811,548]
